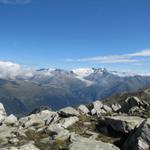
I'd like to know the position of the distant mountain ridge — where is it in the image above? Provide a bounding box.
[16,67,150,81]
[0,62,150,116]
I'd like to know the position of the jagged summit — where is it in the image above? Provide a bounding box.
[1,61,150,116]
[0,60,149,80]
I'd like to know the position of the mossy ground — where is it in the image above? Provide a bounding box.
[25,128,70,150]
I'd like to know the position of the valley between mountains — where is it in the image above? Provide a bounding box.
[1,66,150,150]
[1,68,150,116]
[0,88,150,150]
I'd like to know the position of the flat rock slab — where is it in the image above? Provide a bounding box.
[59,107,80,117]
[70,134,120,150]
[104,116,144,133]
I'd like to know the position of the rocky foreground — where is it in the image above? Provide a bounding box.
[0,96,150,150]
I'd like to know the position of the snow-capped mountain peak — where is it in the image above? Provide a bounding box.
[73,68,94,77]
[0,61,150,81]
[36,68,55,76]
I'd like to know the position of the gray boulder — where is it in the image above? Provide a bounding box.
[48,124,70,140]
[92,101,103,111]
[59,116,79,128]
[21,114,45,129]
[59,107,80,117]
[20,110,59,128]
[129,106,145,115]
[0,125,17,145]
[125,97,142,107]
[111,104,121,112]
[123,118,150,150]
[0,103,7,124]
[0,114,5,124]
[103,104,112,113]
[91,108,106,116]
[54,129,70,141]
[78,105,89,115]
[8,138,19,145]
[104,116,144,133]
[91,101,105,116]
[4,114,18,126]
[47,124,64,133]
[0,103,7,116]
[36,110,59,125]
[120,97,148,113]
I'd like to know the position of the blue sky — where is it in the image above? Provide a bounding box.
[0,0,150,72]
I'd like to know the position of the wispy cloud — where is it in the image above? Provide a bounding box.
[128,49,150,57]
[0,0,31,5]
[66,49,150,64]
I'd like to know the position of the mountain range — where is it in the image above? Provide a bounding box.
[0,64,150,116]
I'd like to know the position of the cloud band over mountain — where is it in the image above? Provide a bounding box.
[66,49,150,64]
[0,61,33,79]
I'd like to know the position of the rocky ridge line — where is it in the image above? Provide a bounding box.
[0,96,150,150]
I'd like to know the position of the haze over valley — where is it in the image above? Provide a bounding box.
[0,61,150,116]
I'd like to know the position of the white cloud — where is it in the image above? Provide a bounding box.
[0,61,21,79]
[76,55,136,63]
[0,59,149,80]
[128,49,150,57]
[67,49,150,64]
[0,61,34,79]
[0,0,31,5]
